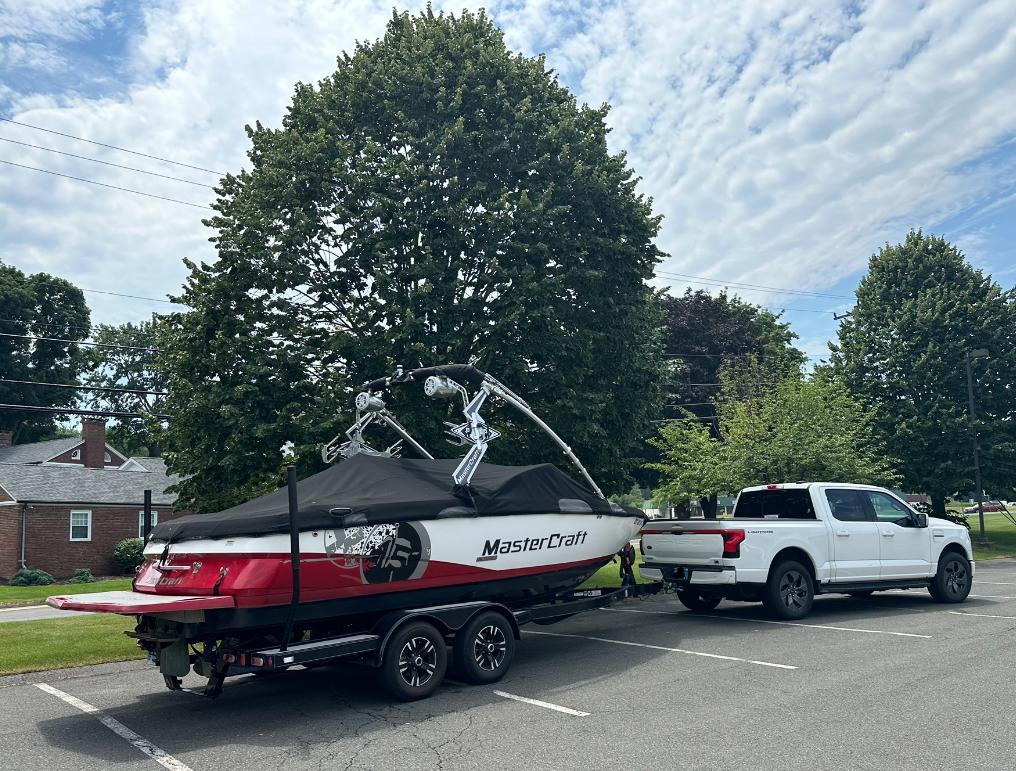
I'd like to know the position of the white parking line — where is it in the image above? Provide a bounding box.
[34,683,193,771]
[602,607,930,638]
[973,581,1016,586]
[949,611,1016,620]
[969,593,1016,600]
[523,629,796,670]
[493,690,590,716]
[0,604,47,613]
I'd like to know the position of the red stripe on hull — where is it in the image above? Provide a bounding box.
[135,554,609,608]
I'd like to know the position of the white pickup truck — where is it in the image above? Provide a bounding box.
[639,483,974,619]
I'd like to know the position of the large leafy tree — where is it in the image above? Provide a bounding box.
[163,9,665,512]
[650,372,899,507]
[644,290,805,515]
[833,231,1016,517]
[0,261,90,442]
[79,317,168,457]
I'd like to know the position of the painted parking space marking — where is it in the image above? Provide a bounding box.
[602,607,930,638]
[968,593,1016,600]
[493,690,590,716]
[0,604,47,612]
[523,629,796,670]
[972,581,1016,586]
[948,611,1016,620]
[34,683,193,771]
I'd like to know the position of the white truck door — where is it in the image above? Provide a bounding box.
[863,490,932,579]
[823,488,880,581]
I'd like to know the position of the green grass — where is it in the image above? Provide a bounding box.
[966,511,1016,561]
[0,578,132,607]
[580,549,652,590]
[0,614,143,676]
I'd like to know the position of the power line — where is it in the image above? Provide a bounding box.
[0,403,169,420]
[0,159,214,210]
[658,270,852,300]
[0,378,167,396]
[27,282,180,305]
[0,117,225,176]
[0,136,215,188]
[0,332,161,353]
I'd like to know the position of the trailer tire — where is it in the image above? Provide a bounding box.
[762,560,814,620]
[676,590,721,612]
[379,621,447,701]
[453,611,515,685]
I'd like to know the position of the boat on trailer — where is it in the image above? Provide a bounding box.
[49,364,648,699]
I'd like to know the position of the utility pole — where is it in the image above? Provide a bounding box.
[965,348,990,546]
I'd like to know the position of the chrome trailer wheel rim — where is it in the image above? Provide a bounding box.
[473,624,507,671]
[398,636,437,688]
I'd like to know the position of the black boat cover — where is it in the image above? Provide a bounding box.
[151,454,642,541]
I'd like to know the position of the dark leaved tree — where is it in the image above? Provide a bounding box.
[163,9,665,512]
[0,261,90,442]
[833,231,1016,517]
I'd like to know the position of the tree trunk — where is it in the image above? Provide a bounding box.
[700,494,718,520]
[931,493,947,519]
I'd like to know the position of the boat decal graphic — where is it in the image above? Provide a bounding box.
[478,530,588,562]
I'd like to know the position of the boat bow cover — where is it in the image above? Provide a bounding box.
[152,454,642,541]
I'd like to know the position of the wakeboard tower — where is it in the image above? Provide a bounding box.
[48,364,647,698]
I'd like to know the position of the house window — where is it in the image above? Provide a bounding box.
[70,510,92,541]
[138,510,159,538]
[71,449,81,460]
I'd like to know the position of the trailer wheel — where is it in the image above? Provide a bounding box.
[453,611,515,685]
[380,621,447,701]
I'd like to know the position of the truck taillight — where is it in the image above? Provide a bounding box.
[688,529,746,558]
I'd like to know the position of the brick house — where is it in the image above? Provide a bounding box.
[0,420,188,579]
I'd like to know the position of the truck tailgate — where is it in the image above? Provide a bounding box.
[641,529,725,565]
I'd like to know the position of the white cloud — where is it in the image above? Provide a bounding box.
[0,0,1014,332]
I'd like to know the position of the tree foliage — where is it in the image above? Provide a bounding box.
[0,261,90,442]
[833,231,1016,515]
[162,9,665,511]
[80,317,168,457]
[650,371,899,504]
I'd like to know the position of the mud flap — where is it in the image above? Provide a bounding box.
[159,640,190,677]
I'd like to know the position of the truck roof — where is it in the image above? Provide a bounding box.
[739,482,891,493]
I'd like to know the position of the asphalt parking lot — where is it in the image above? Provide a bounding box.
[4,560,1016,771]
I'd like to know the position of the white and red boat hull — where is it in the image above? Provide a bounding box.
[52,513,643,621]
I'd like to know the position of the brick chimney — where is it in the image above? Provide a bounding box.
[0,431,12,448]
[81,418,107,469]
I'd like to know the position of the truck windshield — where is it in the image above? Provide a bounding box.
[734,489,816,519]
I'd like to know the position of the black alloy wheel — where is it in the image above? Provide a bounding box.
[930,553,972,603]
[762,560,815,620]
[380,621,447,701]
[453,611,516,685]
[676,590,722,612]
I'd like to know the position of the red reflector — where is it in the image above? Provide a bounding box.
[766,484,779,489]
[250,656,264,667]
[222,653,236,664]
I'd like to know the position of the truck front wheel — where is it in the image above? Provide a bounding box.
[762,561,814,620]
[929,553,972,603]
[676,590,722,612]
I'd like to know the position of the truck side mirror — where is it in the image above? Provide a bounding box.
[912,512,928,528]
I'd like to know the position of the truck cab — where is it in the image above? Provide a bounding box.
[639,483,974,619]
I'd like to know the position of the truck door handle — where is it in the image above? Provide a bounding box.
[881,531,895,537]
[836,530,850,537]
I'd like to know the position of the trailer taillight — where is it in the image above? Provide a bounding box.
[250,655,265,667]
[222,653,236,664]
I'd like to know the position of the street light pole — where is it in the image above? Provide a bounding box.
[965,348,990,545]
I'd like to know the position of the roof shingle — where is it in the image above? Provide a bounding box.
[0,461,180,505]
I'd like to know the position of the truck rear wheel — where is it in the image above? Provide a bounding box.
[929,553,972,603]
[676,590,722,612]
[762,560,814,620]
[452,611,515,685]
[379,621,447,701]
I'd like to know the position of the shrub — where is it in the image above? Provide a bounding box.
[8,567,55,586]
[69,568,96,583]
[113,538,145,574]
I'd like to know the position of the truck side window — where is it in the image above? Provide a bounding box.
[865,491,912,526]
[825,489,869,522]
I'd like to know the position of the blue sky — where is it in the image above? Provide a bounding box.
[1,0,1014,364]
